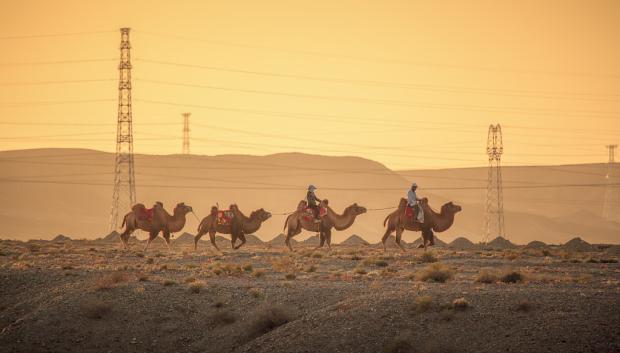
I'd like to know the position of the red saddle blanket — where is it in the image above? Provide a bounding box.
[217,210,234,225]
[405,206,415,219]
[302,207,327,222]
[137,208,155,221]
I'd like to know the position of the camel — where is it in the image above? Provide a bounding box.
[381,198,461,252]
[120,202,193,251]
[194,204,271,251]
[283,200,367,251]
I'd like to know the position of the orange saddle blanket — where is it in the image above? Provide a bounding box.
[137,208,155,221]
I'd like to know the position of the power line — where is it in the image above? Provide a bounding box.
[0,30,116,40]
[0,58,116,66]
[0,78,115,86]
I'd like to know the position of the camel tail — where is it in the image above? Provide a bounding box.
[121,214,127,229]
[283,214,292,232]
[383,214,390,227]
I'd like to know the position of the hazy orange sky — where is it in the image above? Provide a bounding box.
[0,0,619,169]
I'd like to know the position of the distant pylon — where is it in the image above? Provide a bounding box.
[603,144,619,222]
[109,28,136,231]
[483,124,505,242]
[182,112,190,154]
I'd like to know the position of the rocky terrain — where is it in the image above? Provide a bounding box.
[0,237,618,353]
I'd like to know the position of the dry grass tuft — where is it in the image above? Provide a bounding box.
[354,267,368,275]
[500,270,524,283]
[420,251,438,263]
[212,310,237,326]
[137,274,149,282]
[95,271,127,290]
[305,264,317,273]
[416,263,453,283]
[184,276,196,283]
[516,300,533,312]
[284,273,296,280]
[163,279,177,286]
[476,269,498,284]
[188,281,205,293]
[247,305,294,340]
[242,263,253,272]
[413,295,433,313]
[81,300,112,319]
[252,269,265,278]
[145,258,154,264]
[249,287,263,298]
[452,297,470,311]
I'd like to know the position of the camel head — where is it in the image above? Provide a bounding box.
[347,203,367,216]
[250,208,272,222]
[174,202,193,215]
[441,201,462,215]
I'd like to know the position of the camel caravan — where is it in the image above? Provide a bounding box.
[118,183,461,252]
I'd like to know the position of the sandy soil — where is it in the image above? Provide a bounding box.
[0,239,618,353]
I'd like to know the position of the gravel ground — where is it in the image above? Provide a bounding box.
[0,239,618,353]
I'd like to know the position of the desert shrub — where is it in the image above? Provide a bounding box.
[252,269,265,278]
[516,300,532,312]
[184,276,196,283]
[476,269,498,284]
[585,257,599,263]
[284,273,296,280]
[247,305,294,339]
[500,270,524,283]
[81,300,112,319]
[212,310,237,326]
[249,287,263,298]
[213,268,223,276]
[242,263,253,272]
[420,251,437,263]
[452,297,470,311]
[354,267,367,275]
[145,258,154,264]
[163,279,177,286]
[312,252,324,258]
[541,249,550,256]
[351,255,362,261]
[416,263,453,283]
[137,274,149,282]
[95,271,127,290]
[374,260,389,267]
[600,258,618,263]
[189,281,205,293]
[305,265,317,273]
[382,336,414,353]
[213,299,225,308]
[413,295,433,313]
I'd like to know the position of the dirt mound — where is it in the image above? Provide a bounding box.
[173,232,195,244]
[52,234,71,242]
[268,234,297,246]
[340,234,369,246]
[301,236,319,246]
[525,240,548,248]
[486,236,517,249]
[244,234,264,245]
[100,231,120,242]
[604,245,620,256]
[563,237,594,252]
[449,237,477,249]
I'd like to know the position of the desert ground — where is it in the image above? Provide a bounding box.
[0,237,618,353]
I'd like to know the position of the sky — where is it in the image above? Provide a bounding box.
[0,0,619,169]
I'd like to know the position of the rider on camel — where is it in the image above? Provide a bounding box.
[306,185,322,223]
[407,183,424,223]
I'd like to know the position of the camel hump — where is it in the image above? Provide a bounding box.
[132,203,146,214]
[210,206,218,216]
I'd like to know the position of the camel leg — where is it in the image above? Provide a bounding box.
[234,233,246,250]
[119,228,131,250]
[163,229,172,252]
[315,231,325,250]
[381,225,394,252]
[395,228,406,253]
[144,231,157,252]
[208,231,220,252]
[194,230,205,251]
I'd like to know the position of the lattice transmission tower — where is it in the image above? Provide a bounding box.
[182,112,191,154]
[483,124,505,242]
[109,28,136,230]
[603,144,619,222]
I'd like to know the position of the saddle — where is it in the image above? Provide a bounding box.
[133,203,155,222]
[217,210,234,225]
[405,205,420,223]
[297,200,327,222]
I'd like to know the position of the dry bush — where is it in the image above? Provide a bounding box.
[351,255,362,261]
[305,264,317,273]
[354,267,368,275]
[252,269,265,278]
[600,258,618,263]
[500,270,524,283]
[420,251,437,263]
[312,252,324,258]
[413,295,433,313]
[188,281,205,293]
[248,287,263,298]
[247,305,294,340]
[81,300,112,319]
[476,269,498,284]
[242,263,253,272]
[145,258,154,264]
[416,263,454,283]
[163,279,177,286]
[452,297,470,311]
[516,300,533,312]
[95,271,127,290]
[284,273,296,280]
[212,310,237,326]
[134,286,145,294]
[363,257,389,267]
[213,299,225,308]
[137,274,149,282]
[184,276,196,283]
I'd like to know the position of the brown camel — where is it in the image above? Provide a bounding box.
[283,200,367,251]
[381,198,461,251]
[119,202,165,249]
[120,202,193,251]
[194,204,271,251]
